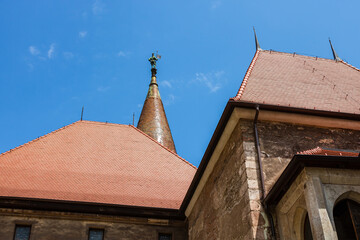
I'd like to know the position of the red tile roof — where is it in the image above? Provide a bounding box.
[297,147,359,157]
[0,121,196,209]
[233,50,360,114]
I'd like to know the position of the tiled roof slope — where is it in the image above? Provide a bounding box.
[233,50,360,114]
[297,147,359,157]
[0,121,196,209]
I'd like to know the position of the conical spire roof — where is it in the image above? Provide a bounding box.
[137,53,176,153]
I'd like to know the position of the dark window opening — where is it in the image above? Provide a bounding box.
[304,213,313,240]
[14,225,31,240]
[159,233,172,240]
[88,228,104,240]
[334,199,360,240]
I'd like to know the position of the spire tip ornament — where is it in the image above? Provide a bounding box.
[149,53,159,77]
[253,27,261,51]
[149,53,158,69]
[329,38,341,62]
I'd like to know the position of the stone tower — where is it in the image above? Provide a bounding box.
[137,53,176,153]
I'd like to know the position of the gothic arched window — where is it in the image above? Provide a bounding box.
[334,199,360,240]
[304,213,313,240]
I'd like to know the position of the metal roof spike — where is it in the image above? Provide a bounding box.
[329,38,341,61]
[253,27,261,51]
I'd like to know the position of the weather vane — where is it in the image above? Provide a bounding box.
[148,52,161,70]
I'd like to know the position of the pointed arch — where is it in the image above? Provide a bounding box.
[333,192,360,239]
[334,191,360,206]
[293,207,313,240]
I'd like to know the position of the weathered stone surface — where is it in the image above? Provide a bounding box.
[0,209,187,240]
[188,121,253,239]
[188,118,359,240]
[256,121,360,195]
[275,168,360,240]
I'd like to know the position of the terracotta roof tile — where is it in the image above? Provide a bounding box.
[233,50,360,114]
[0,121,196,209]
[297,147,359,157]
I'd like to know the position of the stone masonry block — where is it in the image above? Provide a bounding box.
[245,160,259,169]
[248,189,261,201]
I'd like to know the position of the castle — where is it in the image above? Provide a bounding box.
[0,35,359,240]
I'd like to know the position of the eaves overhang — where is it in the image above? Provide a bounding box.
[0,196,186,220]
[264,154,360,207]
[228,100,360,121]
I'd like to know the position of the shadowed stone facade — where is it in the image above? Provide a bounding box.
[0,209,187,240]
[188,121,254,239]
[275,168,360,240]
[256,121,360,194]
[187,117,360,240]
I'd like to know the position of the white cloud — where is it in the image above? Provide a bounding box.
[211,0,222,9]
[92,0,105,15]
[29,46,40,55]
[117,51,126,57]
[82,12,88,19]
[63,52,74,59]
[27,63,34,71]
[79,31,87,38]
[164,94,175,106]
[117,51,131,57]
[214,71,224,78]
[47,43,55,59]
[97,86,110,92]
[160,80,172,88]
[195,71,224,93]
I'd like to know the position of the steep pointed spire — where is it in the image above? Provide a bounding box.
[253,27,261,51]
[137,53,177,153]
[329,38,341,61]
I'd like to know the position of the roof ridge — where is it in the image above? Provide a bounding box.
[340,60,360,72]
[297,146,322,155]
[231,50,260,100]
[261,49,338,62]
[79,120,128,127]
[249,49,360,70]
[129,125,197,169]
[321,147,360,153]
[0,121,81,157]
[297,146,359,156]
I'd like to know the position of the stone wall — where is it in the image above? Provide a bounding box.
[275,168,360,240]
[187,117,359,240]
[188,120,258,239]
[257,121,360,194]
[0,208,187,240]
[245,119,359,239]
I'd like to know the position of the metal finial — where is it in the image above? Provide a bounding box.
[80,106,84,121]
[148,53,159,77]
[148,53,158,69]
[253,27,261,51]
[329,38,341,61]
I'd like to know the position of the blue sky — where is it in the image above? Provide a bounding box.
[0,0,359,166]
